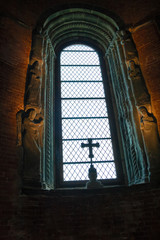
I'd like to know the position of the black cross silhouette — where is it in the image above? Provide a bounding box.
[81,139,100,166]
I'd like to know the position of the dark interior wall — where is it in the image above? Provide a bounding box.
[1,0,160,26]
[14,186,160,240]
[0,1,160,239]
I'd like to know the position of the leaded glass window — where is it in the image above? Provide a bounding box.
[58,44,117,183]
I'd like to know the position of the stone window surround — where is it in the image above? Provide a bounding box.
[18,7,159,190]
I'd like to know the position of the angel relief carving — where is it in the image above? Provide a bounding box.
[137,106,160,183]
[23,109,43,152]
[15,30,45,187]
[138,107,160,163]
[127,60,150,106]
[16,108,44,182]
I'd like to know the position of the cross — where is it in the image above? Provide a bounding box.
[81,139,100,166]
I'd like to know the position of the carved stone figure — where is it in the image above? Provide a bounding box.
[23,109,43,150]
[17,32,44,187]
[30,32,43,65]
[128,60,141,78]
[121,31,150,108]
[120,31,138,65]
[25,61,42,111]
[138,106,160,182]
[128,60,150,107]
[16,107,43,184]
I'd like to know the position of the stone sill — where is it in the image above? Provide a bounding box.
[21,182,160,198]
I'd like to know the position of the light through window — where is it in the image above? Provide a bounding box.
[60,44,117,182]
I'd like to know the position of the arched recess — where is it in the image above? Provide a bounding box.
[17,7,160,190]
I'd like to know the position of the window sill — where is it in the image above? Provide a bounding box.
[21,182,154,197]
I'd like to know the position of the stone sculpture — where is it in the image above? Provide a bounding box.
[138,106,160,182]
[16,107,43,182]
[23,109,43,151]
[121,31,150,108]
[128,60,150,107]
[121,31,160,183]
[25,61,42,111]
[139,107,160,159]
[23,108,43,178]
[16,31,44,187]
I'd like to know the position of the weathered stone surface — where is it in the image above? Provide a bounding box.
[132,22,160,133]
[22,109,43,183]
[24,61,42,111]
[121,31,151,109]
[138,106,160,183]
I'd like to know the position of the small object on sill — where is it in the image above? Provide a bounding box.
[86,165,103,189]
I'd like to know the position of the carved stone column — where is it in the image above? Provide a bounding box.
[41,33,55,189]
[106,33,147,185]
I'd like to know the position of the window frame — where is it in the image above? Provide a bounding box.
[54,41,124,188]
[21,8,150,191]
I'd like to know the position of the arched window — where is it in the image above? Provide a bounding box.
[55,43,121,187]
[20,8,153,190]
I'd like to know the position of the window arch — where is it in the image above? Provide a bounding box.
[20,8,152,190]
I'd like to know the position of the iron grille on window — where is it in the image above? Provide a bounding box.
[60,44,117,182]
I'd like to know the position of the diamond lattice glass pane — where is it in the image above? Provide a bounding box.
[61,51,100,65]
[60,44,117,182]
[63,163,90,181]
[94,162,117,179]
[63,45,94,51]
[61,66,102,81]
[93,139,114,160]
[62,139,114,163]
[63,162,116,181]
[61,82,105,98]
[62,99,108,118]
[62,118,111,139]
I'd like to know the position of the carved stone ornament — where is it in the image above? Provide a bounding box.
[121,31,160,183]
[16,29,45,188]
[121,34,138,64]
[121,31,150,108]
[30,32,43,65]
[25,61,42,112]
[138,106,160,183]
[16,107,44,187]
[127,60,150,107]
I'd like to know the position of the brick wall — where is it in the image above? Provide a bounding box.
[10,186,160,240]
[0,15,31,240]
[0,1,160,239]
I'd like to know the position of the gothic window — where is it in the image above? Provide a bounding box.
[55,43,122,187]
